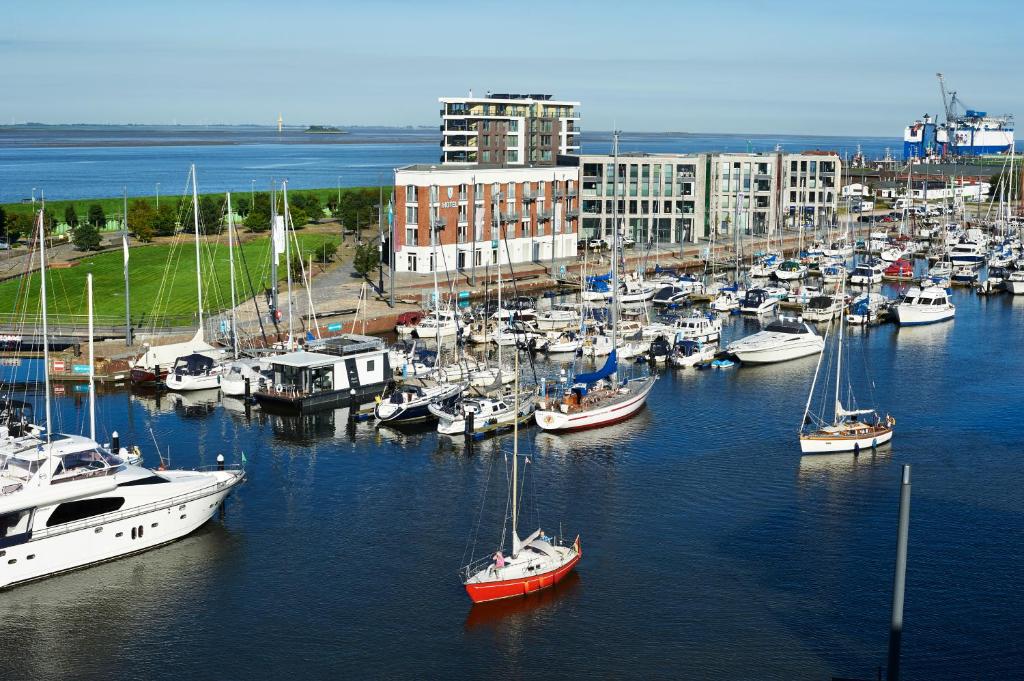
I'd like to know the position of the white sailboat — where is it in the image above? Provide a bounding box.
[799,280,894,454]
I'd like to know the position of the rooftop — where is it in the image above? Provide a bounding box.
[268,351,340,368]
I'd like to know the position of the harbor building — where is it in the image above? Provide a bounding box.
[392,164,579,274]
[439,92,581,166]
[578,151,841,245]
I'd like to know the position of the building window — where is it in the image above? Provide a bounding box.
[481,151,490,163]
[457,251,466,269]
[405,185,416,202]
[407,253,417,271]
[507,150,518,163]
[459,184,467,201]
[405,226,417,245]
[405,205,417,224]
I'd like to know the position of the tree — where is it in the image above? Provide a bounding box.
[244,192,272,233]
[64,204,79,229]
[235,196,251,217]
[198,195,223,234]
[153,203,178,237]
[72,222,102,251]
[5,212,34,244]
[0,206,5,242]
[42,209,57,234]
[316,241,338,264]
[353,242,380,278]
[88,203,106,228]
[128,199,156,242]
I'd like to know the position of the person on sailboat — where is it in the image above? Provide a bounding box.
[493,551,505,570]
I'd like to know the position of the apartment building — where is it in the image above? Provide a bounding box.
[392,164,579,274]
[579,153,705,245]
[439,92,580,166]
[579,151,841,244]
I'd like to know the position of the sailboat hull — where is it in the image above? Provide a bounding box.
[535,377,655,432]
[799,425,894,453]
[465,547,581,604]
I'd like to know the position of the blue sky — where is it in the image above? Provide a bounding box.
[3,0,1023,135]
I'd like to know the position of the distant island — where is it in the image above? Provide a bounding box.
[304,125,347,134]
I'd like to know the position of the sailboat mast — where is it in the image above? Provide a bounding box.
[190,164,204,333]
[87,273,96,441]
[610,130,620,382]
[496,243,502,368]
[283,180,293,348]
[430,184,440,313]
[270,183,279,323]
[511,351,519,545]
[834,278,845,420]
[227,192,238,359]
[38,203,53,452]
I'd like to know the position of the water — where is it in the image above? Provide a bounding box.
[0,126,902,203]
[1,279,1022,680]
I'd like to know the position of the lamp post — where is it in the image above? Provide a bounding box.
[251,179,256,215]
[156,182,160,209]
[337,176,342,211]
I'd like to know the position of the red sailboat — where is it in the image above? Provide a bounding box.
[461,362,581,604]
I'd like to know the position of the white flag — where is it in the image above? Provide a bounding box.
[272,215,286,263]
[122,234,130,268]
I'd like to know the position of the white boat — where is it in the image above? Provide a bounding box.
[801,294,845,323]
[669,338,717,368]
[879,246,904,263]
[164,353,225,392]
[710,290,741,312]
[849,262,884,285]
[800,279,894,454]
[739,288,779,315]
[774,260,808,281]
[539,331,584,354]
[820,263,847,283]
[1003,271,1024,295]
[657,311,722,343]
[220,358,269,396]
[846,292,891,325]
[535,369,655,432]
[374,382,463,423]
[948,240,986,265]
[581,335,646,359]
[727,316,825,364]
[534,308,580,331]
[413,309,461,340]
[431,391,537,436]
[788,285,823,306]
[894,286,955,326]
[929,261,953,278]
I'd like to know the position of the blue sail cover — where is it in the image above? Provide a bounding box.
[587,279,611,292]
[586,272,613,285]
[575,350,617,385]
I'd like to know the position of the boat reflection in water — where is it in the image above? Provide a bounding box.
[0,524,237,681]
[797,445,893,482]
[463,570,581,632]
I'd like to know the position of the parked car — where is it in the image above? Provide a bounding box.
[588,238,608,250]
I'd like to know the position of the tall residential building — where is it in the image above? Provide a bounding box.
[392,164,579,274]
[439,93,580,166]
[579,151,841,244]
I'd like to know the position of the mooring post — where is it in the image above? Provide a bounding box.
[887,464,912,681]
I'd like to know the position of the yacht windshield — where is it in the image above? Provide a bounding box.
[765,320,807,334]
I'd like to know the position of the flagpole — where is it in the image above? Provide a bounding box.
[123,186,132,346]
[389,168,396,309]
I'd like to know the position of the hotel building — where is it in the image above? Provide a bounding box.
[392,164,579,274]
[438,93,581,166]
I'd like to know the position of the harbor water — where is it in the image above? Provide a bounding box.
[0,126,902,203]
[1,281,1022,680]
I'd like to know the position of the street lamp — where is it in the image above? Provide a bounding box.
[31,187,36,205]
[156,182,160,209]
[337,176,342,210]
[251,179,256,211]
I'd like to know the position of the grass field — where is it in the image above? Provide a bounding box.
[0,233,340,323]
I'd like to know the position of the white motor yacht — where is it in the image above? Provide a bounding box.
[726,317,825,364]
[894,286,955,326]
[164,353,226,392]
[849,262,885,285]
[0,432,243,589]
[430,391,536,436]
[948,241,986,266]
[413,309,461,340]
[846,292,891,325]
[739,288,779,315]
[669,338,717,368]
[801,294,844,322]
[534,308,580,331]
[1004,271,1024,295]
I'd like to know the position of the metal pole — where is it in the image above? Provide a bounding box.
[123,187,132,346]
[389,170,396,309]
[156,182,160,209]
[377,183,385,294]
[887,464,912,681]
[470,174,477,286]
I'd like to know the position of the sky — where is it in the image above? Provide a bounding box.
[3,0,1023,136]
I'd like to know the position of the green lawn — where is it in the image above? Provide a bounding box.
[0,234,340,324]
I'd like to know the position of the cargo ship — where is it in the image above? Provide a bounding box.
[903,73,1014,160]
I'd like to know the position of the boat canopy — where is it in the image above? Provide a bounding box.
[586,272,612,284]
[837,402,876,418]
[575,350,617,386]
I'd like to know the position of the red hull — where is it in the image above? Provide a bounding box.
[465,540,581,604]
[130,367,168,384]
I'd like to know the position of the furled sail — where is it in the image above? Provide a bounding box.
[575,350,617,386]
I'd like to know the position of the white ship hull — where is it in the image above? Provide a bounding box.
[895,305,955,326]
[165,372,223,392]
[534,377,655,432]
[0,470,243,589]
[1004,279,1024,295]
[731,339,823,364]
[799,427,894,454]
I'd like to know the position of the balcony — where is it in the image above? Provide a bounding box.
[537,209,552,221]
[430,216,448,230]
[566,208,579,219]
[567,187,578,198]
[500,211,520,223]
[522,190,537,203]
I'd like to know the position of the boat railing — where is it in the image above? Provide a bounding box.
[459,554,496,581]
[31,471,244,541]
